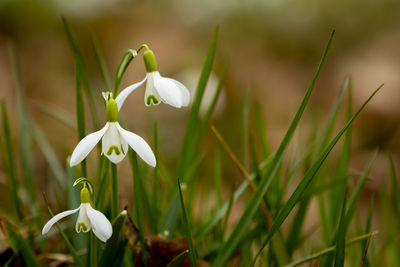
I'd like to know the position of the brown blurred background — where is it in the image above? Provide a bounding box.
[0,0,400,219]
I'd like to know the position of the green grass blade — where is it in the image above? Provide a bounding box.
[221,186,235,240]
[284,231,379,267]
[99,210,127,267]
[1,222,41,267]
[31,121,66,189]
[253,101,271,158]
[161,27,219,238]
[91,34,112,90]
[334,191,348,267]
[130,152,148,260]
[151,122,160,233]
[1,102,24,220]
[95,156,110,210]
[62,17,99,130]
[213,30,335,267]
[388,154,400,222]
[75,62,87,177]
[166,250,189,267]
[9,45,38,212]
[43,194,85,267]
[360,196,374,267]
[110,163,119,219]
[178,178,197,267]
[251,84,383,266]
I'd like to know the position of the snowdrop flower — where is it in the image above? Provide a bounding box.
[115,46,190,109]
[69,93,156,166]
[42,186,112,242]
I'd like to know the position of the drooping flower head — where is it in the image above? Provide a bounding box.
[42,182,112,242]
[115,45,191,109]
[69,92,156,167]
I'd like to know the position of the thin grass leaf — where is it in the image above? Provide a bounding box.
[166,250,189,267]
[284,231,379,267]
[75,62,87,177]
[130,151,148,260]
[221,186,235,240]
[91,34,112,90]
[62,17,99,130]
[43,194,85,267]
[213,30,336,267]
[151,121,160,233]
[251,84,383,266]
[360,196,374,267]
[1,102,24,220]
[1,222,41,267]
[388,154,400,224]
[161,27,218,238]
[9,45,38,212]
[214,150,223,206]
[178,178,197,267]
[95,156,110,210]
[99,210,127,267]
[334,191,348,267]
[253,101,271,158]
[31,121,66,189]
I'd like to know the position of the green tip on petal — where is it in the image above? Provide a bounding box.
[80,187,92,203]
[146,95,160,106]
[106,98,119,122]
[143,49,158,73]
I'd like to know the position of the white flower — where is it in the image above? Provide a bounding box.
[69,96,156,167]
[42,203,112,242]
[115,48,190,109]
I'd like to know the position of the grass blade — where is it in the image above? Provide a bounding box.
[334,191,348,267]
[251,84,383,266]
[166,250,189,267]
[178,178,197,267]
[213,30,335,267]
[284,231,379,267]
[1,102,24,220]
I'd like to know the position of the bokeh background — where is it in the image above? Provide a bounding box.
[1,0,400,263]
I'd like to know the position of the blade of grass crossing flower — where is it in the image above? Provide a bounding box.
[166,250,190,267]
[334,191,348,267]
[284,231,379,267]
[43,194,85,267]
[130,151,149,260]
[99,210,127,267]
[161,27,218,238]
[91,34,112,90]
[178,178,197,267]
[62,17,99,130]
[1,222,41,267]
[251,84,383,266]
[31,121,66,189]
[9,45,38,213]
[1,102,23,220]
[213,30,335,267]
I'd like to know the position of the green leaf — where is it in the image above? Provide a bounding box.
[251,83,382,266]
[166,250,190,267]
[1,102,24,220]
[284,231,379,267]
[334,191,348,267]
[178,178,197,267]
[213,30,336,267]
[1,222,41,267]
[95,156,110,210]
[99,210,127,267]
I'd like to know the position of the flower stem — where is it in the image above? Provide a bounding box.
[89,232,97,267]
[111,163,119,218]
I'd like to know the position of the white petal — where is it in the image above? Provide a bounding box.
[115,123,156,167]
[102,123,127,164]
[115,77,147,111]
[153,72,184,108]
[76,203,91,233]
[42,207,80,235]
[144,73,162,106]
[86,204,112,242]
[169,78,191,106]
[70,123,109,166]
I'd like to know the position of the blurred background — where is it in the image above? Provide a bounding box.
[1,0,400,263]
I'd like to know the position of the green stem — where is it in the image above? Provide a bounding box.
[89,232,97,267]
[111,163,119,218]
